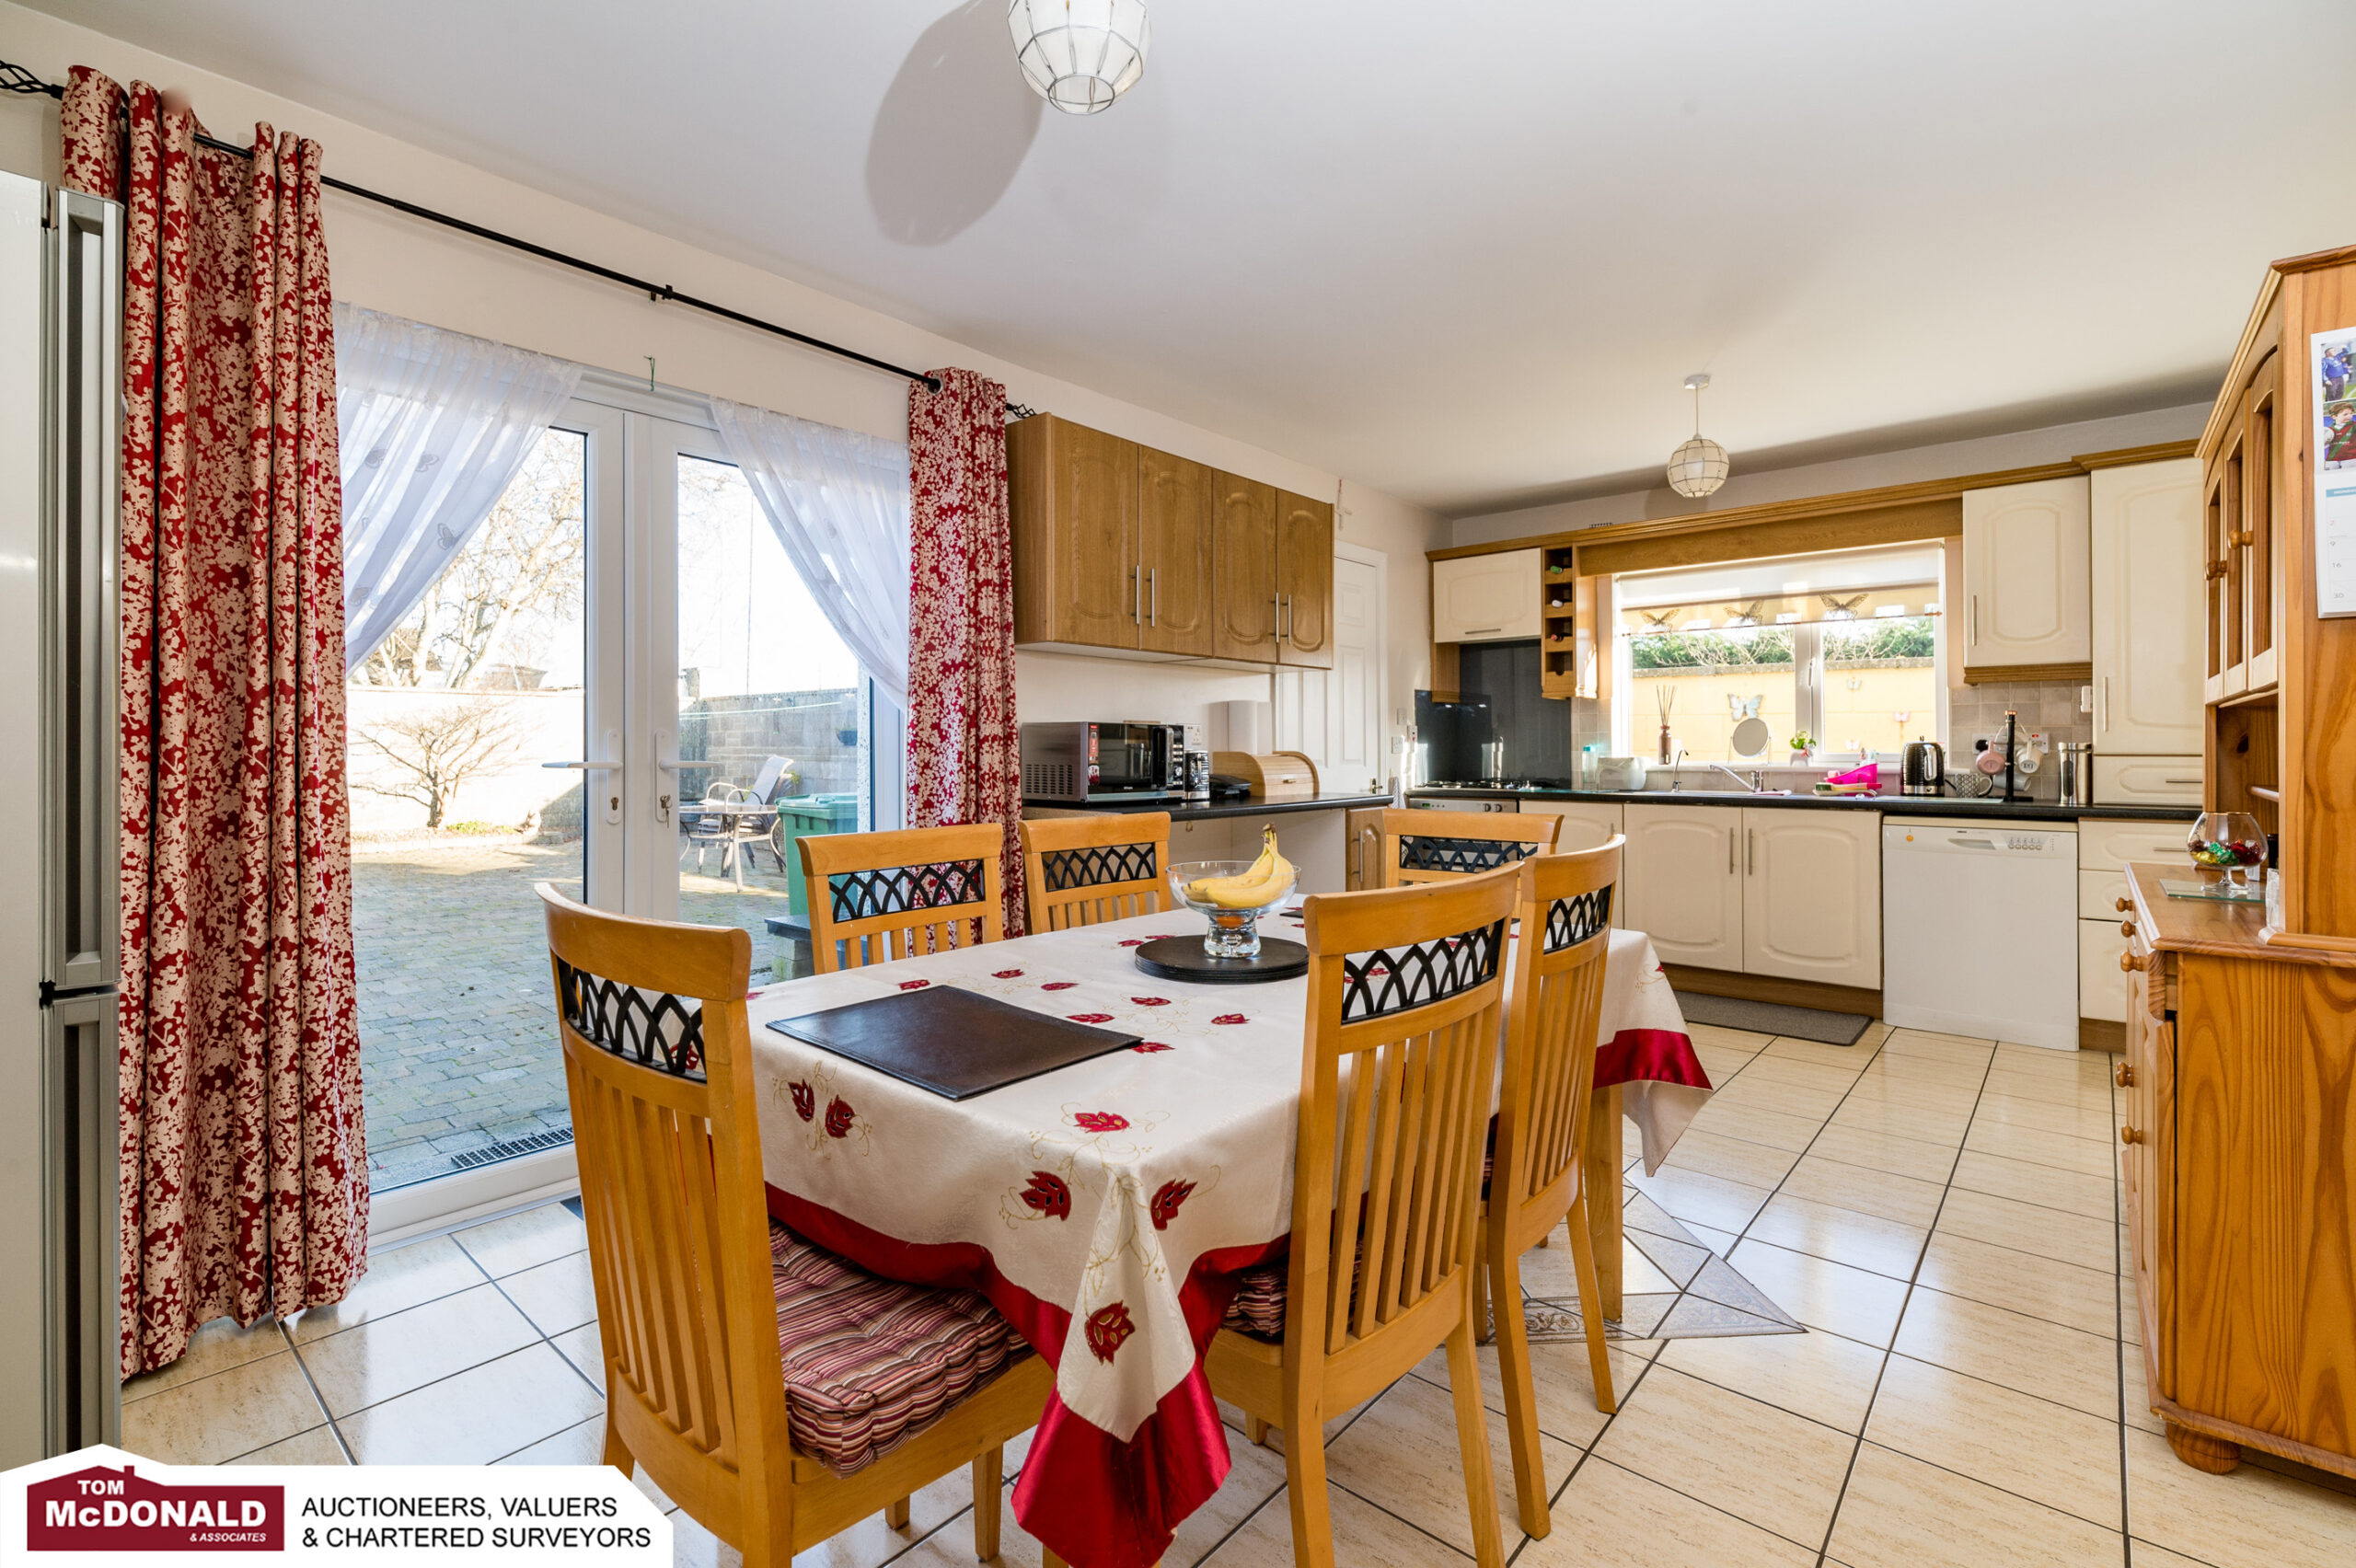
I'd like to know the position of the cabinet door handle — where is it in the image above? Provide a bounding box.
[2205,559,2228,582]
[2120,950,2146,973]
[2120,918,2137,938]
[1970,594,1979,649]
[2231,530,2255,548]
[2121,1125,2143,1146]
[1131,566,1140,624]
[1728,827,1737,874]
[1273,594,1282,644]
[1282,594,1293,640]
[1747,828,1757,876]
[1149,567,1158,627]
[1462,626,1503,636]
[2114,896,2132,913]
[2116,1062,2134,1088]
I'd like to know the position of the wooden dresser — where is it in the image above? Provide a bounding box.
[2119,238,2356,1478]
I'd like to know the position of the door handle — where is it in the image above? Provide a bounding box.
[1273,594,1282,644]
[1728,826,1737,874]
[1970,594,1979,649]
[545,728,625,825]
[1281,594,1292,640]
[1132,566,1141,624]
[654,731,679,824]
[1463,627,1504,636]
[1747,828,1756,875]
[1149,567,1159,627]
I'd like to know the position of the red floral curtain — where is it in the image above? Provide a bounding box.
[907,368,1024,934]
[64,67,367,1378]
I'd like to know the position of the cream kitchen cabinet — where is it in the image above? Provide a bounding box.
[1519,801,1625,926]
[1621,803,1742,969]
[1431,548,1542,643]
[2092,756,2204,808]
[1741,809,1881,989]
[1962,476,2091,674]
[2091,459,2203,756]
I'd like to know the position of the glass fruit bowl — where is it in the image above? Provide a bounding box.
[2186,812,2268,886]
[1169,859,1299,961]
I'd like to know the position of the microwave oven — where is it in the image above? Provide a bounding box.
[1020,721,1183,803]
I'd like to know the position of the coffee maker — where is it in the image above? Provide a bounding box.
[1900,736,1947,796]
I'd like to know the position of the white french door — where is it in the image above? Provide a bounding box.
[369,376,885,1239]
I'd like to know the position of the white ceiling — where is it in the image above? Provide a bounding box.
[29,1,2355,513]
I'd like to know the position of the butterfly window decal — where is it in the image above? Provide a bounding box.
[1721,598,1766,628]
[1820,593,1867,620]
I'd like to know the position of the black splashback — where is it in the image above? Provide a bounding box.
[1415,688,1495,781]
[1457,640,1576,781]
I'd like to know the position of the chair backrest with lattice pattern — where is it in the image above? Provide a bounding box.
[798,824,1006,973]
[1372,807,1559,887]
[1019,813,1171,932]
[1494,840,1621,1226]
[537,883,791,1550]
[1287,866,1519,1375]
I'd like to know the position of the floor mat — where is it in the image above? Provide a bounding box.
[1517,1184,1803,1342]
[1672,989,1873,1045]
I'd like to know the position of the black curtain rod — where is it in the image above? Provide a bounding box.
[2,59,944,394]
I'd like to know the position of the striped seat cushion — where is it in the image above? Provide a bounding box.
[771,1218,1028,1477]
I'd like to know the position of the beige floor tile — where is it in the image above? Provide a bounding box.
[1949,1150,2118,1220]
[1864,1354,2121,1527]
[1687,1022,1777,1055]
[1982,1067,2115,1111]
[1839,1074,1984,1116]
[498,1416,677,1515]
[550,1322,606,1391]
[1412,1334,1652,1450]
[293,1236,490,1343]
[297,1282,541,1417]
[1511,1232,1674,1302]
[121,1316,290,1401]
[454,1202,589,1278]
[1779,1155,1946,1228]
[1680,1220,1741,1256]
[2120,1345,2165,1435]
[1692,1043,1758,1082]
[2125,1425,2356,1568]
[1708,1075,1846,1122]
[1936,1188,2116,1272]
[1213,1397,1368,1457]
[1826,1441,2124,1568]
[1193,1480,1476,1567]
[121,1353,329,1466]
[1323,1364,1575,1553]
[1827,1098,1971,1147]
[1660,1127,1801,1189]
[1687,1100,1824,1154]
[1518,1454,1816,1567]
[1627,1166,1773,1234]
[1657,1325,1886,1434]
[1892,1286,2121,1420]
[1741,1055,1865,1095]
[1806,1124,1959,1184]
[1972,1090,2121,1143]
[499,1249,600,1334]
[1964,1118,2121,1176]
[665,1508,744,1568]
[1915,1233,2119,1338]
[1161,1431,1289,1568]
[1727,1239,1911,1348]
[1881,1027,1999,1056]
[1593,1365,1854,1548]
[1762,1035,1883,1070]
[1747,1193,1928,1280]
[2125,1543,2215,1568]
[339,1343,603,1465]
[1865,1052,1992,1088]
[228,1426,348,1465]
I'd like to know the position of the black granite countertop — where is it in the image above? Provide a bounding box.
[1023,790,1393,823]
[1403,786,2200,824]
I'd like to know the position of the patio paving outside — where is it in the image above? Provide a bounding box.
[354,832,809,1193]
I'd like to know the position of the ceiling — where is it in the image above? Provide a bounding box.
[31,1,2354,514]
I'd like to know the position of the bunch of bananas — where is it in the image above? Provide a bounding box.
[1187,826,1295,909]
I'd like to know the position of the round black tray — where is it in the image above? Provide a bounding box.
[1133,935,1308,984]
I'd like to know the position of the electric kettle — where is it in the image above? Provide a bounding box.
[1900,736,1947,796]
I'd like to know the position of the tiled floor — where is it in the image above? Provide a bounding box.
[124,1021,2356,1565]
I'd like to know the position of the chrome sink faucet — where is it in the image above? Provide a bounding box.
[1688,760,1764,792]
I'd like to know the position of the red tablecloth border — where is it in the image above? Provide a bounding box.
[765,1182,1283,1568]
[1597,1026,1710,1091]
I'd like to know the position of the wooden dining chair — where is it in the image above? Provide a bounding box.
[537,884,1050,1567]
[798,824,1005,972]
[1368,807,1559,887]
[1206,865,1522,1568]
[1018,813,1172,932]
[1481,839,1623,1540]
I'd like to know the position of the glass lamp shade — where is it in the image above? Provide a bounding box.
[1667,433,1730,498]
[1009,0,1151,115]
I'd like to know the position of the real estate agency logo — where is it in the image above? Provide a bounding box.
[26,1462,284,1551]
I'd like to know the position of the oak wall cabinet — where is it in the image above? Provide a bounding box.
[1009,414,1333,667]
[1431,549,1542,643]
[1960,475,2091,679]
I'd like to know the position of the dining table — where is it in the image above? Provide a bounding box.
[743,904,1709,1568]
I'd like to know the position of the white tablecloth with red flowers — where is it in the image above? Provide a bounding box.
[745,909,1704,1568]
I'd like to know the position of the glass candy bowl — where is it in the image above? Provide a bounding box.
[1169,859,1299,961]
[2186,812,2268,886]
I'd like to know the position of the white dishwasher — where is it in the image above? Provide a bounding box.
[1882,819,2079,1050]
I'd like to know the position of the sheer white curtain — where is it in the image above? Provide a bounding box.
[708,396,911,710]
[335,304,584,673]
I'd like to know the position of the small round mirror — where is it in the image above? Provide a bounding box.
[1730,715,1772,758]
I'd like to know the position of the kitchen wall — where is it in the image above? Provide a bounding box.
[1948,679,2089,801]
[0,3,1443,769]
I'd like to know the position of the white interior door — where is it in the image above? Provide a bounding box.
[1322,550,1384,792]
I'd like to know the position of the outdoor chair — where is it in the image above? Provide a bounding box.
[681,755,795,889]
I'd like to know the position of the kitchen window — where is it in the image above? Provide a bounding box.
[1612,546,1946,764]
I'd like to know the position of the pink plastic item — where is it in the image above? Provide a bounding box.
[1823,762,1879,787]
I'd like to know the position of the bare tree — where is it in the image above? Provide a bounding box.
[356,431,586,689]
[352,701,527,830]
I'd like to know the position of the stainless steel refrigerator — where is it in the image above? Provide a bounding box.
[0,167,124,1463]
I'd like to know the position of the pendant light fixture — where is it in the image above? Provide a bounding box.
[1666,373,1731,499]
[1009,0,1151,115]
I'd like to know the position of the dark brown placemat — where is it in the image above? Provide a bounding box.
[766,985,1142,1100]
